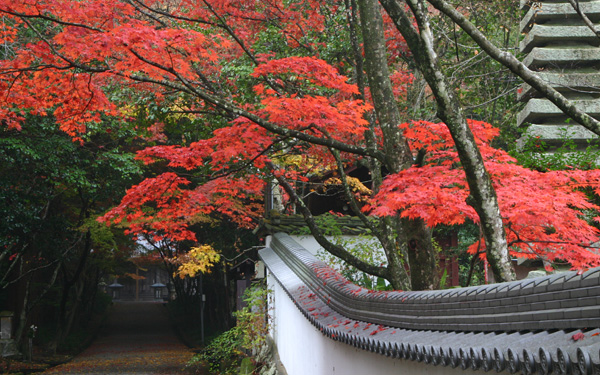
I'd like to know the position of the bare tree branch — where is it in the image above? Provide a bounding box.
[567,0,600,40]
[426,0,600,136]
[266,161,389,279]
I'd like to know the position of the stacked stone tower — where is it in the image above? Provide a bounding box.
[519,0,600,148]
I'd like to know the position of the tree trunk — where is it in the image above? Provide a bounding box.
[358,0,438,290]
[379,0,516,282]
[404,219,437,290]
[378,218,412,290]
[14,277,31,350]
[358,0,412,173]
[59,280,85,347]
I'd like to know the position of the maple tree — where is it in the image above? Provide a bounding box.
[2,0,600,293]
[173,244,220,279]
[368,119,600,270]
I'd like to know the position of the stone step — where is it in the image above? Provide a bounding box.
[520,25,600,53]
[518,98,600,125]
[523,47,600,68]
[521,0,598,11]
[517,71,600,100]
[521,1,600,32]
[0,339,19,357]
[518,124,598,148]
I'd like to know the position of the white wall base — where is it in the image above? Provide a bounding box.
[268,272,486,375]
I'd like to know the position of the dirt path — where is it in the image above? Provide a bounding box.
[42,302,193,375]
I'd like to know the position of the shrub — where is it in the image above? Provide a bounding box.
[187,327,244,375]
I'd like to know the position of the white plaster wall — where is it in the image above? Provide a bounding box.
[267,271,486,375]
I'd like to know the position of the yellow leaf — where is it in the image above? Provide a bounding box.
[175,245,220,279]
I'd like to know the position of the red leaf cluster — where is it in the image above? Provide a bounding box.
[368,120,600,269]
[99,172,265,241]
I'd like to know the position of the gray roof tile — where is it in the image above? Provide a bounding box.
[260,232,600,373]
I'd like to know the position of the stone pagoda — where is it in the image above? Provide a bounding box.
[519,0,600,148]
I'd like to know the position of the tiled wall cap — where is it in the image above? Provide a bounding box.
[556,347,571,375]
[431,346,441,366]
[411,344,421,362]
[481,348,493,372]
[494,347,507,373]
[391,342,400,359]
[406,343,414,360]
[538,347,552,375]
[576,348,592,375]
[384,342,393,357]
[261,236,600,374]
[423,346,433,364]
[469,347,481,371]
[448,347,459,368]
[459,347,470,369]
[522,349,535,375]
[507,348,521,374]
[400,342,408,359]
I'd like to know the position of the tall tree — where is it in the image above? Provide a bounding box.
[357,0,436,289]
[378,0,515,281]
[1,0,599,291]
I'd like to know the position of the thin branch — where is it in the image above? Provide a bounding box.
[464,86,518,110]
[17,18,106,73]
[0,236,80,287]
[466,225,483,286]
[567,0,600,40]
[24,259,62,311]
[203,137,288,180]
[5,9,104,32]
[201,0,259,66]
[130,0,286,96]
[11,10,384,161]
[330,148,377,233]
[130,0,216,26]
[426,0,600,136]
[125,48,383,160]
[266,161,388,279]
[125,0,168,28]
[221,246,264,263]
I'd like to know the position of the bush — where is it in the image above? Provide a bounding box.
[187,327,245,375]
[234,283,270,351]
[186,283,271,374]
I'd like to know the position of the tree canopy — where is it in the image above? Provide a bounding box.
[368,119,600,270]
[1,0,600,295]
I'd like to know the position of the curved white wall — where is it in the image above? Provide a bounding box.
[267,271,486,375]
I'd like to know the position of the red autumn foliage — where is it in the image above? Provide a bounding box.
[367,120,600,269]
[572,332,585,341]
[2,0,599,274]
[0,0,388,244]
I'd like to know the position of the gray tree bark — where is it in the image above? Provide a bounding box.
[358,0,437,290]
[426,0,600,137]
[379,0,516,282]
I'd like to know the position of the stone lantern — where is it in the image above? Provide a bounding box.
[107,282,124,300]
[150,283,166,300]
[518,0,600,149]
[0,311,13,340]
[0,311,18,357]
